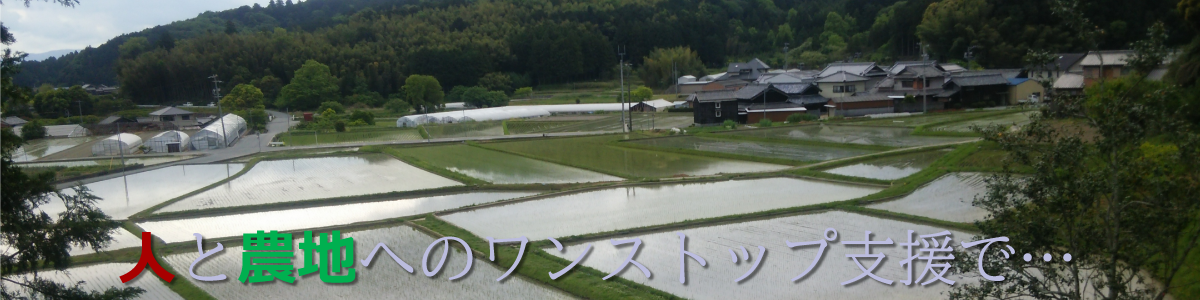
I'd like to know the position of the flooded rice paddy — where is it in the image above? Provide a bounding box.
[726,125,975,147]
[441,178,882,239]
[544,210,972,300]
[157,154,462,213]
[391,145,622,184]
[482,135,790,178]
[41,163,244,220]
[11,136,98,162]
[424,121,505,139]
[163,225,575,299]
[18,155,196,168]
[141,192,536,243]
[630,136,878,163]
[866,173,990,223]
[844,111,1006,127]
[932,111,1036,132]
[822,149,950,180]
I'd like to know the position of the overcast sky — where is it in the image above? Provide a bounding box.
[2,0,266,54]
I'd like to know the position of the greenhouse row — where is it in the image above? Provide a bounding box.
[396,103,627,127]
[192,114,247,150]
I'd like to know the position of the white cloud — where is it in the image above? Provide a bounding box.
[2,0,266,53]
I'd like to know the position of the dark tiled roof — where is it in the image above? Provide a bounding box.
[727,58,771,72]
[834,94,893,103]
[773,83,817,95]
[733,84,767,99]
[894,65,945,78]
[950,74,1010,87]
[149,106,195,116]
[693,90,736,102]
[745,101,805,110]
[817,71,869,83]
[789,95,829,105]
[3,116,27,126]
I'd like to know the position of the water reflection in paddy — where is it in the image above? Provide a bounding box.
[157,154,462,213]
[41,163,243,220]
[142,191,536,243]
[442,177,882,239]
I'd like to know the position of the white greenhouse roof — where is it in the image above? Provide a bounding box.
[396,103,627,127]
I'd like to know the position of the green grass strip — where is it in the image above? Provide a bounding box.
[471,142,640,180]
[363,145,491,185]
[804,144,959,171]
[698,131,899,152]
[418,125,431,139]
[910,110,1029,137]
[610,139,808,166]
[838,206,980,233]
[413,217,682,300]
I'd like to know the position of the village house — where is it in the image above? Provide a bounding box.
[940,73,1012,108]
[148,106,198,129]
[690,83,801,125]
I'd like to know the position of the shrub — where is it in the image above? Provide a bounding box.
[334,120,347,132]
[513,87,533,99]
[349,110,376,125]
[317,101,345,114]
[786,113,817,123]
[384,98,412,114]
[758,118,773,127]
[20,120,46,140]
[722,119,737,129]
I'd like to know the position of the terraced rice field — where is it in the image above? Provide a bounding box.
[505,120,585,134]
[40,163,244,219]
[441,178,882,239]
[480,135,789,178]
[930,111,1036,132]
[157,154,461,213]
[11,136,97,162]
[544,210,972,300]
[822,149,950,180]
[629,136,877,163]
[278,128,422,146]
[727,125,975,147]
[843,110,1008,127]
[866,172,990,223]
[0,263,183,299]
[141,191,537,243]
[390,145,622,184]
[162,226,574,299]
[536,113,694,133]
[17,155,196,168]
[423,121,505,139]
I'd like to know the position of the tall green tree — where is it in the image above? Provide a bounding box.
[401,75,443,113]
[220,84,264,111]
[637,47,706,89]
[277,60,339,110]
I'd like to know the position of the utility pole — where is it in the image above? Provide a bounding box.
[672,61,678,94]
[920,43,928,113]
[618,46,627,133]
[76,100,83,124]
[209,75,228,148]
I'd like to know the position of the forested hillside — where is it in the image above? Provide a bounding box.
[11,0,1192,105]
[12,0,411,87]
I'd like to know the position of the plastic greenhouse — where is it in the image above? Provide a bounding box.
[91,133,143,156]
[146,130,191,153]
[192,114,247,150]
